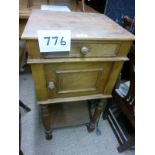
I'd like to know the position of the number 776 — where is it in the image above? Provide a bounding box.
[44,36,66,46]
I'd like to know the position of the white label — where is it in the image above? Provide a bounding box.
[37,30,71,52]
[41,5,71,12]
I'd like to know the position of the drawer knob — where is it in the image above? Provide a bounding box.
[81,46,88,55]
[48,82,55,90]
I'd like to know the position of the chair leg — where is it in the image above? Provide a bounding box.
[19,100,31,112]
[19,112,24,155]
[117,136,135,153]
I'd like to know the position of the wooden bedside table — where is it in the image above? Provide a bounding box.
[21,10,134,140]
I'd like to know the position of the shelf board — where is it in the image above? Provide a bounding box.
[48,101,90,128]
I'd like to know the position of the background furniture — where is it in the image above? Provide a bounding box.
[103,16,135,153]
[19,46,31,155]
[106,55,135,153]
[85,0,107,13]
[21,10,134,140]
[19,0,97,37]
[86,0,135,26]
[19,101,31,155]
[19,40,28,72]
[121,16,135,80]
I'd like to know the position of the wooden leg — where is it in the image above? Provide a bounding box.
[117,136,135,153]
[81,0,85,12]
[87,99,107,132]
[102,99,111,120]
[40,105,52,140]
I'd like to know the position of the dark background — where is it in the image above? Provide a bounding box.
[85,0,135,26]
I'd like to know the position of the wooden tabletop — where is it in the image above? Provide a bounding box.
[21,10,135,40]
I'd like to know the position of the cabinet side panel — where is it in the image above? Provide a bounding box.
[26,40,41,58]
[104,61,124,94]
[117,41,133,56]
[31,64,48,101]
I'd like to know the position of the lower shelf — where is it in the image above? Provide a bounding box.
[38,94,111,104]
[48,101,90,129]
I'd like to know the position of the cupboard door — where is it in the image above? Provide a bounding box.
[44,62,112,98]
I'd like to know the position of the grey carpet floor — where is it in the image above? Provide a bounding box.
[19,73,135,155]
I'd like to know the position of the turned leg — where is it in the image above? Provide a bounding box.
[40,105,52,140]
[87,99,107,132]
[102,99,111,120]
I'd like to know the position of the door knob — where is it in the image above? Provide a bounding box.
[48,82,55,90]
[81,46,88,55]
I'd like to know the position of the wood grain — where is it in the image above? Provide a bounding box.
[38,94,112,104]
[104,61,125,94]
[42,40,122,58]
[21,10,134,40]
[117,41,133,56]
[27,57,129,64]
[21,9,135,134]
[25,40,126,59]
[19,19,28,38]
[49,101,90,128]
[31,64,48,101]
[26,40,41,58]
[44,61,112,98]
[19,0,98,19]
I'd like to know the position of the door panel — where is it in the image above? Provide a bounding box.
[44,62,112,98]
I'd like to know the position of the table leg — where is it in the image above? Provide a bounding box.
[40,105,52,140]
[87,99,107,132]
[102,98,111,120]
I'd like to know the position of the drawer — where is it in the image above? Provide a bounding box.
[41,41,121,58]
[44,61,113,99]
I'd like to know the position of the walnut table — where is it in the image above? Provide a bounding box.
[21,10,134,140]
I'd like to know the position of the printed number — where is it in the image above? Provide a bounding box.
[52,36,58,45]
[60,37,66,45]
[44,36,66,46]
[44,36,50,46]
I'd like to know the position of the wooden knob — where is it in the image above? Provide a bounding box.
[48,82,55,90]
[81,46,88,55]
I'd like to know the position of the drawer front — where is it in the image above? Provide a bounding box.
[40,41,121,58]
[71,41,121,57]
[44,62,113,99]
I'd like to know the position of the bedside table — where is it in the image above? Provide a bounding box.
[21,10,134,140]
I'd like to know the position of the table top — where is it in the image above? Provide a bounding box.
[21,10,134,41]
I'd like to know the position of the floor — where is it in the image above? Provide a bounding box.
[19,73,135,155]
